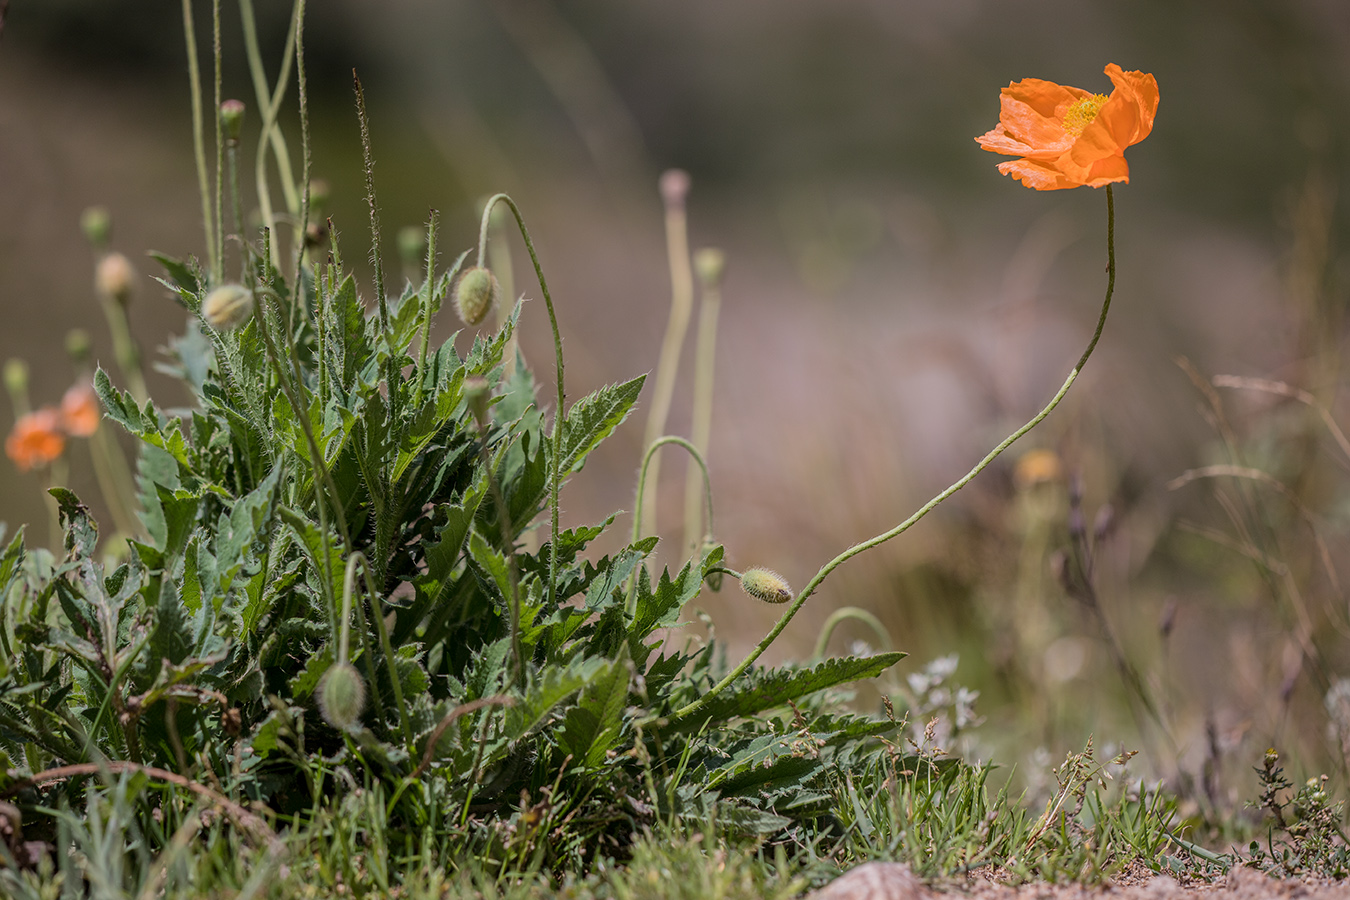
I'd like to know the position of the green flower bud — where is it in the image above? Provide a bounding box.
[454,266,500,327]
[693,248,726,288]
[3,359,29,398]
[65,329,92,363]
[202,284,254,331]
[80,206,112,248]
[220,99,245,143]
[318,662,366,731]
[95,252,135,305]
[463,376,491,426]
[740,567,792,604]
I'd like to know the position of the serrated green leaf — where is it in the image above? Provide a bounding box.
[504,655,605,741]
[673,652,906,730]
[557,643,631,770]
[557,375,645,474]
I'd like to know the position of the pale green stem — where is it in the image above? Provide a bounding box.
[240,0,301,218]
[211,0,223,285]
[181,0,216,278]
[413,208,440,407]
[354,75,389,335]
[245,0,300,278]
[812,607,894,660]
[673,185,1118,722]
[476,194,564,609]
[682,272,721,556]
[640,197,694,542]
[626,434,713,614]
[98,295,148,404]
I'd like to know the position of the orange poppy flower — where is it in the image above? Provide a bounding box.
[60,382,101,437]
[6,408,66,472]
[976,64,1159,190]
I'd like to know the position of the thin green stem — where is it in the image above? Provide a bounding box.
[477,194,564,609]
[673,185,1118,722]
[240,0,301,219]
[414,208,440,407]
[211,0,223,285]
[353,74,389,335]
[287,0,311,384]
[346,552,413,756]
[640,185,694,542]
[812,607,894,660]
[626,434,713,614]
[683,262,722,556]
[181,0,215,278]
[474,417,525,689]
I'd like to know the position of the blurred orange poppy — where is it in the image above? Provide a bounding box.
[6,408,66,472]
[976,64,1159,190]
[60,382,100,437]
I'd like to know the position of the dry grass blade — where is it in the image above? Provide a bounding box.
[1212,374,1350,465]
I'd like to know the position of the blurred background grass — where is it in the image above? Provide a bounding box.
[3,0,1350,822]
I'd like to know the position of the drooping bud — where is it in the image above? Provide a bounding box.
[318,662,366,731]
[202,284,255,331]
[740,567,792,604]
[80,206,112,248]
[454,266,500,327]
[220,99,246,144]
[693,248,726,289]
[95,252,135,305]
[463,376,491,426]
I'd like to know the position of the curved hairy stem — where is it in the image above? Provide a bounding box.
[180,0,215,277]
[627,434,713,614]
[476,194,565,609]
[674,185,1118,722]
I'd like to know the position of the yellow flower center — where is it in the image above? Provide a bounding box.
[1062,94,1109,137]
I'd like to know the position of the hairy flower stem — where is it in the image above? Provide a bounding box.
[242,0,301,281]
[627,435,713,614]
[812,607,893,660]
[683,256,723,556]
[476,194,564,609]
[181,0,216,279]
[413,208,440,407]
[674,185,1118,722]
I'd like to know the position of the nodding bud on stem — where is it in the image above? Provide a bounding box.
[659,169,691,211]
[80,206,111,248]
[202,284,255,331]
[95,252,135,305]
[693,248,726,288]
[463,376,491,426]
[318,662,366,731]
[740,567,792,604]
[220,99,245,144]
[455,266,500,327]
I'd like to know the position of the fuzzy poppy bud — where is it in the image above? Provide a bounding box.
[95,252,135,305]
[463,376,491,426]
[3,359,28,399]
[454,266,500,327]
[318,662,366,731]
[80,206,112,248]
[220,99,245,144]
[202,284,254,331]
[740,567,792,604]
